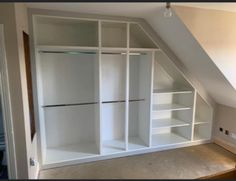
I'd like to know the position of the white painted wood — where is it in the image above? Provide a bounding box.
[149,52,155,147]
[35,52,47,163]
[128,137,147,150]
[0,25,17,179]
[94,53,100,153]
[153,104,191,112]
[129,23,157,48]
[31,13,214,169]
[172,126,192,141]
[191,90,197,141]
[138,53,153,146]
[44,105,98,148]
[193,93,213,141]
[101,22,127,48]
[128,52,152,148]
[124,23,129,151]
[35,16,98,46]
[153,89,192,94]
[101,54,126,101]
[194,119,209,125]
[101,103,125,142]
[154,51,193,91]
[152,118,190,129]
[152,132,189,147]
[45,143,99,165]
[98,20,102,154]
[193,124,211,141]
[102,139,126,154]
[39,52,97,105]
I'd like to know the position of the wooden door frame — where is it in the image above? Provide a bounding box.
[0,24,17,179]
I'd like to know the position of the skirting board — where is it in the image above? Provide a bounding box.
[41,139,211,170]
[214,137,236,155]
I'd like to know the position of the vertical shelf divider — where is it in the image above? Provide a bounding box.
[191,90,197,141]
[125,23,130,151]
[149,51,155,147]
[98,20,102,154]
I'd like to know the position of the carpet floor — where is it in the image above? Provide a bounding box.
[39,143,236,179]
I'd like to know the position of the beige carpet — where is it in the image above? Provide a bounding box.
[39,143,236,179]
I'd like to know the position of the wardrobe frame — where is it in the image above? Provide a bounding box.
[29,11,214,170]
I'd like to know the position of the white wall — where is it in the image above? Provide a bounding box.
[214,104,236,154]
[0,3,38,179]
[174,6,236,108]
[175,6,236,90]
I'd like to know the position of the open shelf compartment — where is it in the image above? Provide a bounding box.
[193,93,213,141]
[101,51,127,154]
[101,22,127,48]
[38,50,100,164]
[151,50,194,147]
[128,52,152,150]
[35,16,98,47]
[129,23,157,49]
[152,126,191,147]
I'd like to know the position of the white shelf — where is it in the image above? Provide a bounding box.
[194,118,209,125]
[102,139,126,155]
[129,48,160,52]
[153,88,192,94]
[152,133,189,146]
[44,142,98,164]
[128,137,147,150]
[153,104,191,112]
[152,118,190,129]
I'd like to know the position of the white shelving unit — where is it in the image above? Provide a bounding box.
[193,93,213,141]
[151,51,194,147]
[31,14,213,169]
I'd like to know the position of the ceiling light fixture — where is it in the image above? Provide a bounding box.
[164,2,172,18]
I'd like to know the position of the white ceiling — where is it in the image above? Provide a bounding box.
[26,3,236,17]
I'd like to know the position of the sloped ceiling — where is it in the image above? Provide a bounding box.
[26,3,236,108]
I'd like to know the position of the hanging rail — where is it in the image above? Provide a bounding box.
[42,101,98,108]
[42,99,145,108]
[38,50,146,56]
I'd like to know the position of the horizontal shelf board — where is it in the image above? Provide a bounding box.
[152,118,190,129]
[194,119,209,125]
[153,104,191,112]
[102,99,145,104]
[101,47,128,52]
[152,133,189,146]
[128,137,147,150]
[44,142,98,164]
[37,45,99,52]
[102,139,126,155]
[153,88,193,94]
[129,48,160,52]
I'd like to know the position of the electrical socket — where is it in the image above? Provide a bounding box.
[219,127,223,132]
[225,130,229,135]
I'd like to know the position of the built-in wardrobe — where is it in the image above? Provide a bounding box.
[31,14,214,169]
